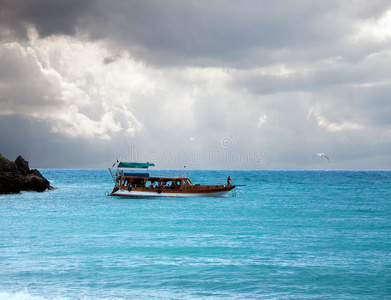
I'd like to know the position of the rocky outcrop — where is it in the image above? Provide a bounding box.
[0,154,54,194]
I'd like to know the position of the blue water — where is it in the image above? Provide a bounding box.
[0,170,390,299]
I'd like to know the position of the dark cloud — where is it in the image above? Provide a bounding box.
[86,0,390,67]
[86,0,337,66]
[0,114,120,168]
[0,0,95,41]
[1,0,390,67]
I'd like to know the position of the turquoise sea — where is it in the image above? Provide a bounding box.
[0,170,390,299]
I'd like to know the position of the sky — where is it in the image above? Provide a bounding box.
[0,0,390,169]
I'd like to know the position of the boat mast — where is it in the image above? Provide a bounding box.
[108,168,116,182]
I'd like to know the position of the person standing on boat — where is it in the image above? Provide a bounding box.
[227,176,232,186]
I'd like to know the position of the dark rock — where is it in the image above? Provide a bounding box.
[0,156,18,173]
[30,169,43,177]
[0,173,21,194]
[15,155,30,175]
[24,174,50,192]
[0,154,54,194]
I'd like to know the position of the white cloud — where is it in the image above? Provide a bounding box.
[257,113,268,128]
[307,107,364,132]
[0,35,151,139]
[354,9,391,43]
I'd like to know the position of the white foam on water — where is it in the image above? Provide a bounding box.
[0,292,33,300]
[0,291,67,300]
[0,290,204,300]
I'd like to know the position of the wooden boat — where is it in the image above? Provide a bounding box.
[108,162,243,198]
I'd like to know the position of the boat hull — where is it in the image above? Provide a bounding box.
[110,188,233,198]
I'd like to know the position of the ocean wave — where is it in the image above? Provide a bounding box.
[0,291,70,300]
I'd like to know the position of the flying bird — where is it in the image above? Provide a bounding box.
[313,153,330,163]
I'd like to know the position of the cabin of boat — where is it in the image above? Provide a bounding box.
[108,162,238,198]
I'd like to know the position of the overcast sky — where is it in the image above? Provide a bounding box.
[0,0,390,169]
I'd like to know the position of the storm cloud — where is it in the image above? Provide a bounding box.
[0,0,390,169]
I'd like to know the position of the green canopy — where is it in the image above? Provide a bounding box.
[117,162,155,169]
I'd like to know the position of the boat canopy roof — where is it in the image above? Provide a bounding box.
[117,162,155,169]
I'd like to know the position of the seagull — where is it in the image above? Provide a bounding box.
[313,153,330,163]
